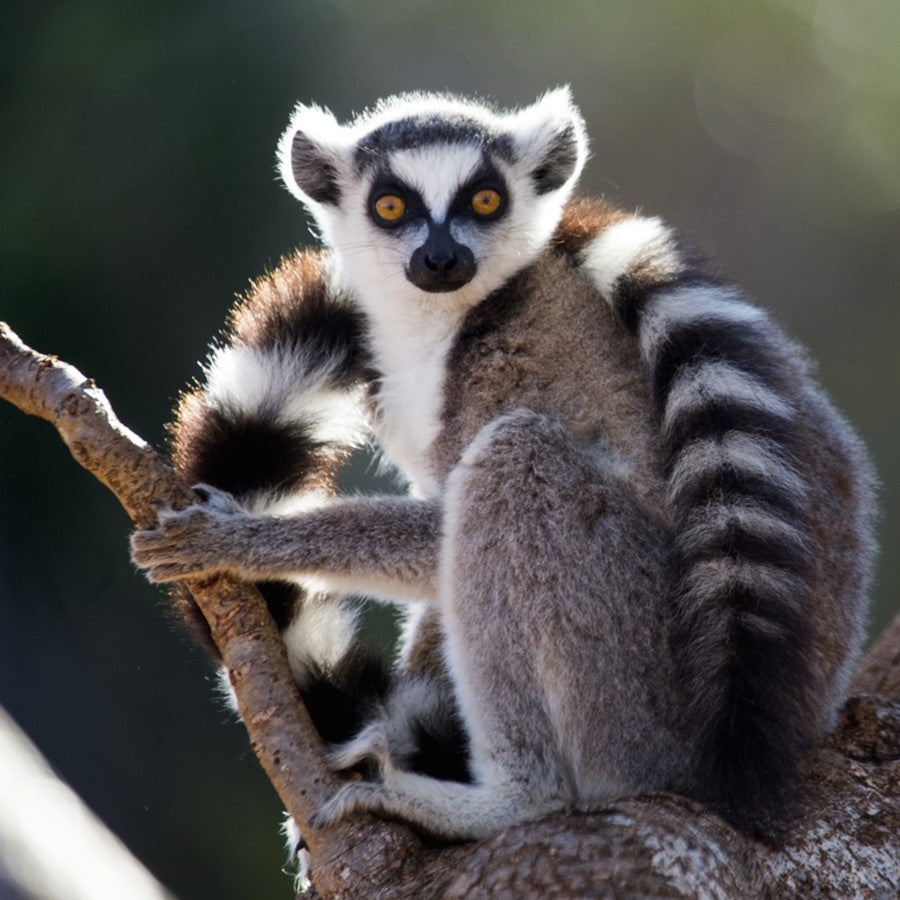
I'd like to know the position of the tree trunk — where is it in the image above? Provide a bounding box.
[1,322,897,898]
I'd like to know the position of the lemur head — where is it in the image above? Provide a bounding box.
[278,89,588,309]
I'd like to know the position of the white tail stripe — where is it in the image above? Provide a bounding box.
[282,385,369,448]
[580,215,680,301]
[281,593,361,687]
[203,343,368,448]
[241,488,332,517]
[204,343,333,413]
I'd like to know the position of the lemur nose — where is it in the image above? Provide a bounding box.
[424,253,458,274]
[407,235,475,292]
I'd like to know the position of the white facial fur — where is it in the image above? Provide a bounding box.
[277,89,587,317]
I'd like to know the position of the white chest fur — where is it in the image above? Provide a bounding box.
[368,306,461,498]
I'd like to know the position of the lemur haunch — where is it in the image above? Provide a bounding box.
[131,89,875,842]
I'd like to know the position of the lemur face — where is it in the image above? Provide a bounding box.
[365,150,506,294]
[279,90,588,309]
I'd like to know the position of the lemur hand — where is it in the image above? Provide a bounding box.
[130,484,249,583]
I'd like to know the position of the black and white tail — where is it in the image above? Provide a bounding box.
[169,248,389,744]
[583,215,818,837]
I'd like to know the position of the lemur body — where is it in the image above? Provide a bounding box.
[132,89,875,841]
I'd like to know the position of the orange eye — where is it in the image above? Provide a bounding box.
[374,194,406,222]
[471,188,502,217]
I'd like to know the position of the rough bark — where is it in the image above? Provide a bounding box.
[1,321,897,899]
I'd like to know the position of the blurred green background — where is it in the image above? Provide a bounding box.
[1,1,897,896]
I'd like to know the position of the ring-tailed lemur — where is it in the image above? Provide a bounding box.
[132,88,876,843]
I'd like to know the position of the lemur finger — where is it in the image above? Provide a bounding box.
[148,501,197,524]
[130,530,165,561]
[130,529,201,565]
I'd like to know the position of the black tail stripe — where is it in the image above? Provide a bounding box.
[613,274,654,334]
[674,578,810,637]
[183,408,323,498]
[258,580,306,632]
[673,521,810,576]
[668,464,806,521]
[301,648,392,745]
[612,270,710,336]
[651,318,787,413]
[239,291,371,387]
[663,402,795,462]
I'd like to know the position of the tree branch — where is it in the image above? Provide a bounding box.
[2,320,897,898]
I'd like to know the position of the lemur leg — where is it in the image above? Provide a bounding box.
[314,409,676,840]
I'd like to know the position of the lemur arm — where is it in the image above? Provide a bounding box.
[132,486,440,603]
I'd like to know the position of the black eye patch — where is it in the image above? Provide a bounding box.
[447,163,509,223]
[367,175,427,230]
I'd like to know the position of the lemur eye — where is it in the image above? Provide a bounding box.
[471,188,502,217]
[373,194,407,222]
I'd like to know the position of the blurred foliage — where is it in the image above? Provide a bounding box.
[1,1,897,896]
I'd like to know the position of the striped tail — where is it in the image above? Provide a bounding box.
[583,215,818,838]
[169,248,390,743]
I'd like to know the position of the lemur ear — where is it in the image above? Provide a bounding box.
[508,87,588,195]
[278,103,349,206]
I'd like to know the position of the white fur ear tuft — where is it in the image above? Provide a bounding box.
[508,86,588,196]
[277,103,350,206]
